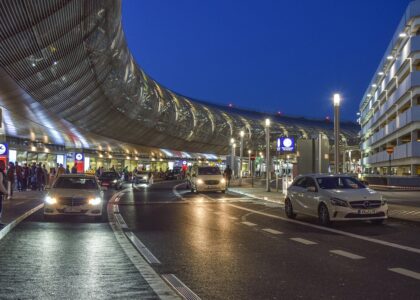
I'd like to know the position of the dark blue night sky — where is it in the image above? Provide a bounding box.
[122,0,411,122]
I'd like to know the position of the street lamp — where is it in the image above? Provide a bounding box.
[248,150,252,175]
[265,118,271,192]
[239,130,245,185]
[333,93,341,174]
[230,138,235,177]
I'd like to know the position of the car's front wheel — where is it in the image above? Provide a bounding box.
[318,203,331,226]
[285,198,296,219]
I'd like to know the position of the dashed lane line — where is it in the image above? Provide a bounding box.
[290,238,318,245]
[330,250,365,260]
[226,203,420,255]
[228,216,238,220]
[242,221,257,226]
[262,228,283,235]
[389,268,420,281]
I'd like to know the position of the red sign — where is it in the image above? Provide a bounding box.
[250,155,256,161]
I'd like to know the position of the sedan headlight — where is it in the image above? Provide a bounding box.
[330,197,348,207]
[45,196,57,205]
[88,197,102,205]
[113,179,117,183]
[197,179,204,185]
[220,178,226,184]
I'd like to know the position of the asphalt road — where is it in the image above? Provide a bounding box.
[120,181,420,299]
[0,188,159,300]
[1,181,420,299]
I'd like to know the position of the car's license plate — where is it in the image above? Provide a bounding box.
[358,209,376,214]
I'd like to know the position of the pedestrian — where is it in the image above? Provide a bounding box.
[36,163,44,191]
[42,164,49,188]
[71,163,77,174]
[30,162,37,190]
[223,165,232,188]
[7,162,15,199]
[65,165,70,174]
[56,164,65,177]
[15,161,23,192]
[22,163,29,191]
[0,160,9,227]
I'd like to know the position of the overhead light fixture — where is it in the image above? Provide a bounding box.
[399,32,407,38]
[372,84,377,88]
[378,72,384,76]
[367,94,372,97]
[387,55,394,60]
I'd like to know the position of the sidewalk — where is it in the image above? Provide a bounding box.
[0,191,45,239]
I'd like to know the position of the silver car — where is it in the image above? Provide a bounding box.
[285,174,388,226]
[44,174,104,221]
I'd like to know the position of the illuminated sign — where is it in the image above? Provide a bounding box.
[75,153,84,161]
[277,137,295,152]
[0,143,8,156]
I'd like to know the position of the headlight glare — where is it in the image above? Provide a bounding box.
[221,178,226,183]
[197,179,204,184]
[45,196,57,205]
[113,179,117,183]
[89,197,102,205]
[330,197,348,207]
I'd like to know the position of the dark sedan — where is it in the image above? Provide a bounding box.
[97,172,123,190]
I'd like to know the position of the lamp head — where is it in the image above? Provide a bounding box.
[333,93,341,107]
[265,118,271,127]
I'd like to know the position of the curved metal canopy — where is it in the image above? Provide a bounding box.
[0,0,359,154]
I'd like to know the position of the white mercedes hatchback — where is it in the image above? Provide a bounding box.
[44,174,104,220]
[285,174,388,226]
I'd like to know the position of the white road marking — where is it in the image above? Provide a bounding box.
[262,228,283,235]
[213,212,224,215]
[389,268,420,281]
[242,221,257,226]
[228,216,238,220]
[290,238,317,245]
[227,203,420,255]
[113,204,119,213]
[330,250,365,260]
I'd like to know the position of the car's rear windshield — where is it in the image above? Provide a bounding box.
[316,177,365,190]
[100,172,118,179]
[198,167,220,175]
[54,177,98,189]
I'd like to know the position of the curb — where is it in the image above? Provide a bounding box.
[0,203,44,241]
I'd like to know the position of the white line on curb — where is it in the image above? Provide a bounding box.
[389,268,420,281]
[262,228,283,235]
[290,238,317,245]
[227,203,420,255]
[115,213,128,229]
[330,250,365,260]
[0,203,44,241]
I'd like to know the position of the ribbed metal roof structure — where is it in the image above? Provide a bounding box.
[0,0,359,154]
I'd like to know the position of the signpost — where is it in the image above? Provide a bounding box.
[386,147,394,175]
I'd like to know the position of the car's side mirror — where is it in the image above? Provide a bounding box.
[307,186,317,193]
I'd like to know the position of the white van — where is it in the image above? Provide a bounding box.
[189,166,226,193]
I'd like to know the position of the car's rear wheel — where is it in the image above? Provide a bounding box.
[318,203,331,226]
[285,198,296,219]
[371,219,385,225]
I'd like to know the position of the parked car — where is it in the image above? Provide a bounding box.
[189,166,226,193]
[285,174,388,226]
[97,171,123,190]
[44,174,104,220]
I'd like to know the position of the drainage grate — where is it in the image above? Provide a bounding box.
[113,204,119,213]
[161,274,201,300]
[125,232,161,264]
[115,214,128,229]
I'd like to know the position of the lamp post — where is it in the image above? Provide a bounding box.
[248,150,252,174]
[230,138,235,177]
[265,118,271,192]
[333,93,341,174]
[239,130,244,186]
